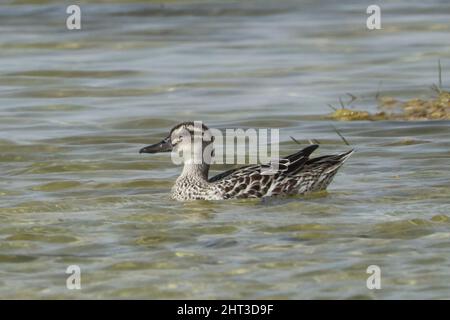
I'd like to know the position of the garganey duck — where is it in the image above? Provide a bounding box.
[140,122,353,201]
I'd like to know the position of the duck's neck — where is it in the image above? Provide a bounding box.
[179,161,210,182]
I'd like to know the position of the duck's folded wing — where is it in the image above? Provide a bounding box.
[208,144,319,182]
[208,164,255,183]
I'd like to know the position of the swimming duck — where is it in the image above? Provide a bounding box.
[139,122,353,201]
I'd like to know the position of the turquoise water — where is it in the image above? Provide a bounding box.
[0,0,450,299]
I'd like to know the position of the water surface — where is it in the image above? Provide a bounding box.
[0,0,450,299]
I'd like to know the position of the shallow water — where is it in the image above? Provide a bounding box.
[1,0,450,299]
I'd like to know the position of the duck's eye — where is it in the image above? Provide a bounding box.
[171,136,182,145]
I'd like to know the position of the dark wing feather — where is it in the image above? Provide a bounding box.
[208,145,319,183]
[208,165,251,183]
[286,144,319,162]
[305,149,353,167]
[284,144,319,175]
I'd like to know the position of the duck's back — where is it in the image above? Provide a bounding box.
[209,146,353,199]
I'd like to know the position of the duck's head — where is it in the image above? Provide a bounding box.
[139,121,214,163]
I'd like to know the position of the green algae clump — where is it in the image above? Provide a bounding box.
[329,108,387,121]
[400,90,450,120]
[328,89,450,121]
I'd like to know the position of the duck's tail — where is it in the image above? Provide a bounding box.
[304,149,354,191]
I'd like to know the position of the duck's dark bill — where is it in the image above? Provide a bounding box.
[139,138,172,154]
